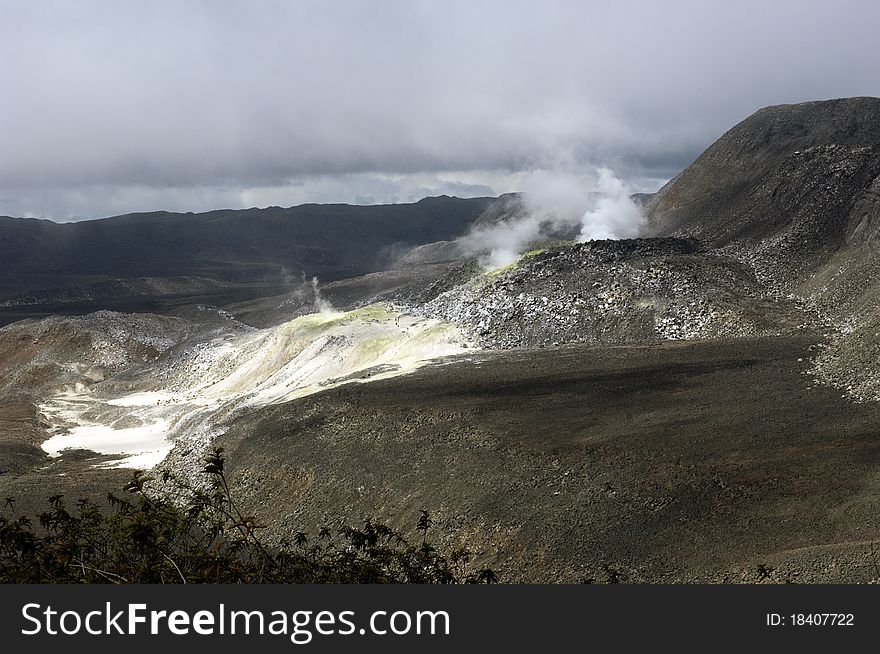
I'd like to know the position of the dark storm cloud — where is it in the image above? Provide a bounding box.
[1,0,878,219]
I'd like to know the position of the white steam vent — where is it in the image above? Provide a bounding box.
[460,167,645,268]
[577,168,644,242]
[309,276,337,314]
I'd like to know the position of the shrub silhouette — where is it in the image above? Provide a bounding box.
[0,447,497,584]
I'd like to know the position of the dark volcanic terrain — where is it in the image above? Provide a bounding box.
[3,97,880,582]
[0,196,493,327]
[218,335,880,583]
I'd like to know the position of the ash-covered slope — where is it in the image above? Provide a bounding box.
[0,300,472,514]
[0,311,194,396]
[648,97,880,401]
[217,334,880,583]
[0,311,194,484]
[648,97,880,283]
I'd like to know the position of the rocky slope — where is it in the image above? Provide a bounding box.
[412,239,804,349]
[648,97,880,402]
[0,310,194,396]
[0,310,196,497]
[648,97,880,256]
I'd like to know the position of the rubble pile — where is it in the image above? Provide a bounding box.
[413,239,803,349]
[0,310,194,394]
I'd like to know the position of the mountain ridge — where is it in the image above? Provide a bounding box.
[0,195,498,325]
[648,97,880,260]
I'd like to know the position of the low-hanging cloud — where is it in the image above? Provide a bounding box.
[1,0,879,219]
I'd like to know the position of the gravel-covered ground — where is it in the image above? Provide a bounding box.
[216,335,880,583]
[411,239,805,349]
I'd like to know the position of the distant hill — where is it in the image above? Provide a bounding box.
[0,196,495,280]
[0,196,496,324]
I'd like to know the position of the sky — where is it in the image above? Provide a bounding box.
[1,0,878,221]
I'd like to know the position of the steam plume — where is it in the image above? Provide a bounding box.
[459,167,645,268]
[309,276,336,314]
[577,169,645,241]
[280,273,338,315]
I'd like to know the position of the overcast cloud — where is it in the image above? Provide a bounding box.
[1,0,878,220]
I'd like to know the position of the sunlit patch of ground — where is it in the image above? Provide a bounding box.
[38,304,473,468]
